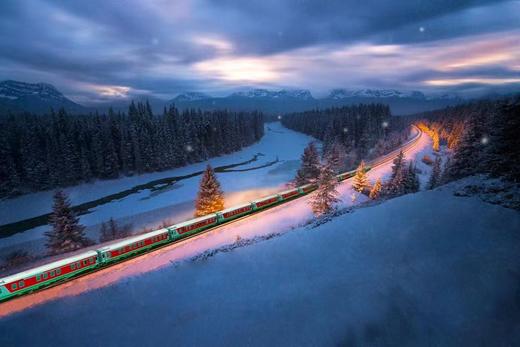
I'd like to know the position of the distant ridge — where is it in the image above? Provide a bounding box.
[0,81,468,116]
[0,80,87,114]
[169,87,465,115]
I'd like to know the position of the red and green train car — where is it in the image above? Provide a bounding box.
[0,167,363,302]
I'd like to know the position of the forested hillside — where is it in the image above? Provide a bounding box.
[415,96,520,184]
[281,104,409,166]
[0,102,264,197]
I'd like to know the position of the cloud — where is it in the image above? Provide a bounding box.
[0,0,518,102]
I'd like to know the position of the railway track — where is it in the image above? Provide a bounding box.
[0,125,423,305]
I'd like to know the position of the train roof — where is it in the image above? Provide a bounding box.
[252,193,280,203]
[278,187,299,195]
[218,202,253,214]
[99,228,170,252]
[0,250,98,284]
[172,213,217,229]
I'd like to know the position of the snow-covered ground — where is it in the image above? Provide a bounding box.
[0,126,429,311]
[1,177,519,346]
[0,122,317,253]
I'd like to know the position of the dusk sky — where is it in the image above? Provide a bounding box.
[0,0,519,103]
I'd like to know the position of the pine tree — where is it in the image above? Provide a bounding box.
[428,157,442,190]
[391,150,405,181]
[404,161,420,193]
[100,218,124,243]
[369,179,382,200]
[294,142,321,186]
[0,103,265,199]
[195,165,224,217]
[353,161,369,192]
[310,162,340,216]
[444,108,487,181]
[439,157,450,185]
[45,190,90,255]
[0,133,20,196]
[485,97,520,182]
[324,141,346,173]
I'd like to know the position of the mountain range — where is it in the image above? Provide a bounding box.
[0,80,468,116]
[0,80,86,114]
[170,88,464,115]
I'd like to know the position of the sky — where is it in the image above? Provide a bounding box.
[0,0,519,103]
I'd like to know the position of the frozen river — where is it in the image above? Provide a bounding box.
[0,122,316,254]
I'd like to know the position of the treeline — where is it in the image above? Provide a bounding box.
[0,102,264,197]
[281,104,409,167]
[415,96,520,183]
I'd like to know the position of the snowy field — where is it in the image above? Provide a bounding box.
[0,122,317,253]
[1,178,519,346]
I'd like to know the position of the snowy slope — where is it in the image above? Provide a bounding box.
[1,180,519,346]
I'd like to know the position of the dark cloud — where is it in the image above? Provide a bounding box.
[0,0,518,101]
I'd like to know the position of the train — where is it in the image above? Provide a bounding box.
[0,169,363,302]
[0,125,422,303]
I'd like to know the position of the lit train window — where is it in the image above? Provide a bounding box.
[12,283,17,290]
[50,270,55,277]
[71,263,76,270]
[43,273,48,279]
[89,257,95,264]
[56,269,61,275]
[83,260,88,266]
[19,281,25,288]
[36,274,41,281]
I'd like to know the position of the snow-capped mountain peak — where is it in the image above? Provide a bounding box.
[0,80,67,101]
[172,92,210,102]
[328,88,426,99]
[231,88,314,100]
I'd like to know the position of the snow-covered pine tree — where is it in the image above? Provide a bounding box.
[294,142,321,186]
[443,108,487,181]
[195,164,224,217]
[369,178,382,200]
[353,161,369,192]
[382,149,408,197]
[325,140,347,173]
[309,161,340,216]
[99,218,123,243]
[428,157,442,190]
[404,160,420,193]
[391,150,405,181]
[485,97,520,182]
[0,133,20,196]
[45,190,90,255]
